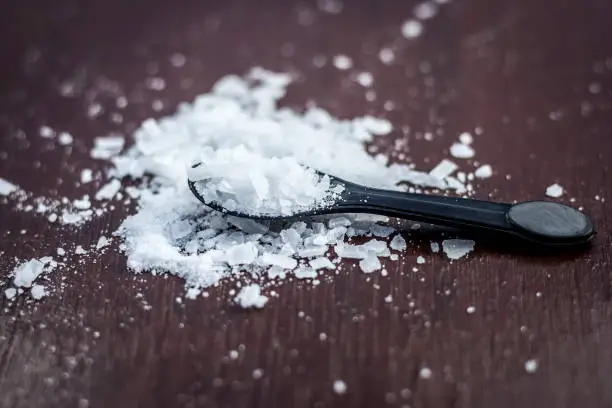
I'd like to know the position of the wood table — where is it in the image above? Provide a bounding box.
[1,0,611,407]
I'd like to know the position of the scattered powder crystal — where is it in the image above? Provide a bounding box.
[170,53,187,67]
[390,235,407,251]
[429,159,458,180]
[252,369,264,379]
[96,236,110,250]
[524,359,538,373]
[401,19,423,38]
[90,135,125,159]
[430,242,440,253]
[11,257,56,288]
[474,164,492,179]
[384,294,393,303]
[545,183,563,198]
[333,55,353,70]
[356,72,373,87]
[416,256,425,264]
[458,132,473,145]
[4,288,17,300]
[39,126,55,138]
[359,256,381,273]
[260,253,298,269]
[235,284,268,309]
[309,257,335,270]
[58,132,74,145]
[56,248,66,256]
[145,77,166,91]
[0,178,19,196]
[333,380,347,395]
[413,1,439,20]
[80,169,93,184]
[442,239,475,260]
[466,305,476,314]
[75,245,87,255]
[379,48,395,64]
[450,143,475,159]
[419,367,432,379]
[228,350,239,360]
[30,284,47,300]
[95,179,121,201]
[294,267,317,279]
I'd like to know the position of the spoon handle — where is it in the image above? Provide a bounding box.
[341,186,594,246]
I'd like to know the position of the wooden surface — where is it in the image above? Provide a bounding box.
[1,0,612,407]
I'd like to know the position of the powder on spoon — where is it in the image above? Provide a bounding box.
[188,146,344,216]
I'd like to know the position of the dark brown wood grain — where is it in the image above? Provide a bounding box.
[1,0,611,407]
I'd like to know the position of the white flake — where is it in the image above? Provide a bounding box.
[95,179,121,200]
[235,284,268,309]
[333,55,353,70]
[429,159,458,180]
[390,235,407,251]
[524,359,538,373]
[450,143,475,159]
[333,380,347,395]
[545,183,563,198]
[0,178,19,196]
[442,239,475,260]
[401,19,423,38]
[474,164,492,179]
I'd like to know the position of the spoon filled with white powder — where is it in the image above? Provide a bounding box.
[188,148,594,248]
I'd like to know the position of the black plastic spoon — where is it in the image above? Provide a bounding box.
[188,172,595,248]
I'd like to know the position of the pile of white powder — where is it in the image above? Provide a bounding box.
[1,67,498,307]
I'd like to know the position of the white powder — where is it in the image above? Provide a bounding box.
[356,72,373,87]
[474,164,492,179]
[309,257,335,270]
[80,169,94,183]
[450,143,475,159]
[0,68,488,307]
[332,380,347,395]
[430,242,440,253]
[252,369,264,380]
[234,284,268,308]
[95,179,121,201]
[545,183,563,198]
[429,159,458,180]
[58,132,74,145]
[458,132,473,145]
[413,2,438,20]
[442,239,475,260]
[0,178,19,196]
[419,367,433,379]
[39,126,55,138]
[91,134,125,159]
[96,236,110,249]
[416,256,425,264]
[30,284,47,300]
[333,55,353,70]
[12,257,56,288]
[108,69,468,297]
[390,235,407,251]
[188,148,344,216]
[359,256,381,273]
[401,19,423,38]
[524,359,538,373]
[379,48,395,65]
[466,305,476,314]
[4,288,17,300]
